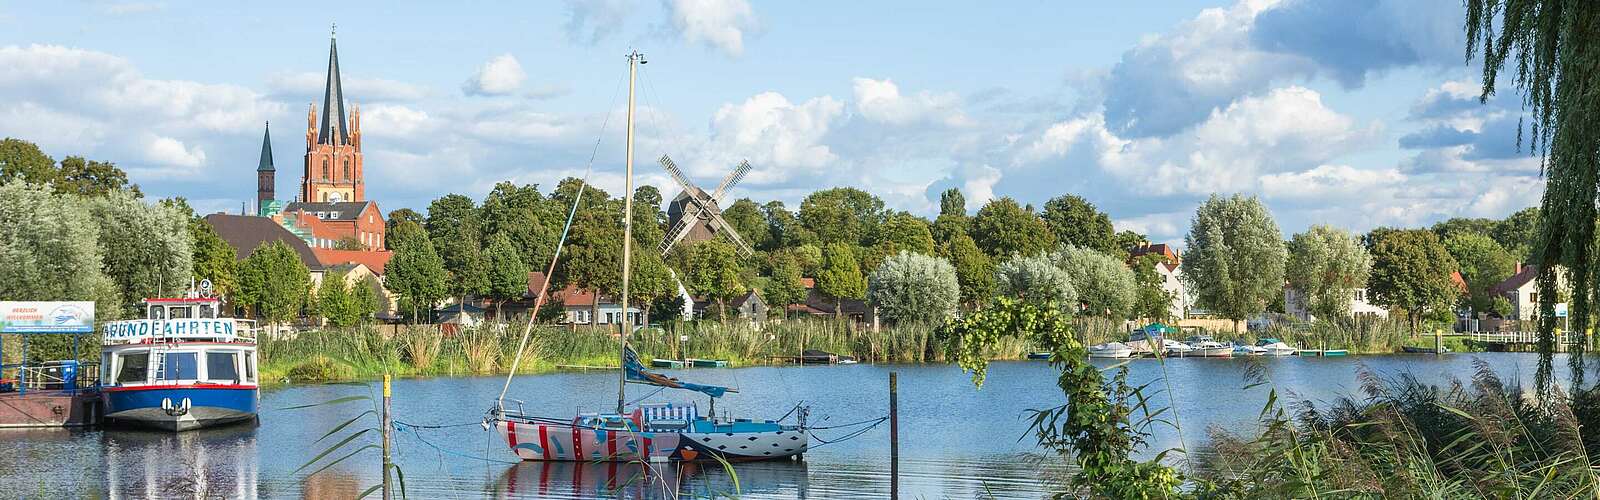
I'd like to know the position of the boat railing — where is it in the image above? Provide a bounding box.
[2,361,99,394]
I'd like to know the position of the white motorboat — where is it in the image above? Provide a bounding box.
[1088,342,1136,359]
[1233,343,1267,356]
[1161,339,1195,357]
[1185,336,1233,357]
[1257,339,1299,356]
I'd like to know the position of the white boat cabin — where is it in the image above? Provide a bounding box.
[99,298,259,388]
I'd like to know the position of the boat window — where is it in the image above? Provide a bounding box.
[199,303,216,319]
[116,351,149,384]
[164,352,198,380]
[206,351,239,382]
[150,305,165,320]
[169,306,192,319]
[244,352,256,383]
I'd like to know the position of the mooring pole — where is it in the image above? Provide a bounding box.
[382,374,393,500]
[889,371,899,498]
[1434,328,1443,355]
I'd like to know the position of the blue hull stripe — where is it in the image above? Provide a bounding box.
[103,387,258,416]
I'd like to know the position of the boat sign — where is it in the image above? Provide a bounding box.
[102,318,243,343]
[0,301,95,334]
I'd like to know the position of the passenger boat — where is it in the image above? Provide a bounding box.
[487,52,811,463]
[99,293,259,431]
[1186,336,1234,357]
[1088,342,1136,359]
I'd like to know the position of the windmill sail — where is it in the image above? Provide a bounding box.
[623,347,729,398]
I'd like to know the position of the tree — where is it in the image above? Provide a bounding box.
[627,250,675,326]
[481,181,559,273]
[930,213,969,245]
[688,240,744,322]
[317,271,357,327]
[385,208,423,248]
[1129,254,1176,321]
[1113,231,1148,259]
[1431,217,1497,240]
[385,221,447,323]
[0,138,56,186]
[762,201,815,249]
[1491,207,1539,261]
[799,187,886,246]
[941,233,994,307]
[0,180,119,319]
[1051,245,1136,318]
[1444,232,1517,315]
[560,208,623,328]
[90,189,193,315]
[721,198,771,250]
[815,243,866,319]
[484,233,529,321]
[791,244,823,276]
[1041,195,1116,255]
[939,188,966,217]
[331,237,365,251]
[56,156,138,198]
[631,185,667,250]
[427,194,489,316]
[995,254,1076,307]
[1367,229,1460,335]
[868,251,960,325]
[351,275,381,324]
[764,254,807,318]
[238,241,311,325]
[1285,225,1372,321]
[190,220,237,301]
[877,213,936,256]
[971,197,1054,258]
[1181,194,1286,332]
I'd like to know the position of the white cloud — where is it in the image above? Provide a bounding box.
[1259,164,1405,203]
[563,0,629,45]
[852,78,969,127]
[361,104,433,139]
[139,135,206,175]
[665,0,759,57]
[265,71,428,102]
[463,54,526,96]
[703,92,844,174]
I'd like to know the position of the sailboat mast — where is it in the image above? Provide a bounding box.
[618,50,644,415]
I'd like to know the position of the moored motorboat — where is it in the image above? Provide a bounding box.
[99,293,259,432]
[1186,336,1233,357]
[1161,339,1195,357]
[1256,338,1298,356]
[1233,343,1267,356]
[1088,342,1136,359]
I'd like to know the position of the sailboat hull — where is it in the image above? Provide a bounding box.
[494,420,808,462]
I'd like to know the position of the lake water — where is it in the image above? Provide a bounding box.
[0,352,1572,499]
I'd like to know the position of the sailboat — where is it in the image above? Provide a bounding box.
[485,51,810,463]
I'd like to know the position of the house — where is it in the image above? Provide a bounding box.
[277,201,386,251]
[204,213,326,281]
[436,303,487,335]
[1284,286,1389,322]
[1490,263,1568,321]
[695,291,767,323]
[787,278,876,325]
[549,284,643,327]
[1129,243,1189,320]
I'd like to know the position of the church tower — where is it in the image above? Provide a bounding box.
[256,122,275,213]
[301,29,365,204]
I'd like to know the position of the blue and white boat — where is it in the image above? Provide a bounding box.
[99,294,259,431]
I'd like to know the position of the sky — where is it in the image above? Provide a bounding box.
[0,0,1544,247]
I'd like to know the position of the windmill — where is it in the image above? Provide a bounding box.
[658,155,754,257]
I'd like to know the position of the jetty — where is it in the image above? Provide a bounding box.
[1466,331,1584,352]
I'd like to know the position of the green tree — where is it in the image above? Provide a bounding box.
[484,233,529,321]
[481,181,559,272]
[930,213,969,245]
[762,201,815,249]
[1041,195,1116,255]
[90,189,193,315]
[385,221,448,323]
[332,237,365,251]
[764,253,807,318]
[815,243,866,319]
[1181,194,1286,332]
[1051,245,1136,318]
[721,198,771,250]
[1367,229,1460,335]
[868,251,960,325]
[877,213,936,256]
[351,275,381,324]
[560,208,623,327]
[238,241,311,325]
[688,240,745,322]
[1129,254,1176,321]
[971,197,1054,258]
[427,194,489,316]
[0,181,119,318]
[626,250,675,326]
[791,244,823,276]
[385,208,423,248]
[190,220,237,300]
[1285,225,1372,321]
[56,156,138,198]
[1431,217,1497,240]
[940,233,994,307]
[317,271,357,327]
[1491,207,1539,261]
[1114,231,1148,257]
[631,185,667,250]
[939,188,966,217]
[799,187,886,246]
[995,254,1076,307]
[0,138,57,186]
[1444,232,1517,315]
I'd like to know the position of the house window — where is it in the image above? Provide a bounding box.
[1354,289,1365,302]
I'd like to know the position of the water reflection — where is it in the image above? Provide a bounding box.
[103,424,258,499]
[493,459,810,499]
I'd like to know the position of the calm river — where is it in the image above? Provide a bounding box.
[0,353,1570,498]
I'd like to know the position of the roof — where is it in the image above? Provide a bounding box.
[791,288,871,316]
[801,277,816,288]
[526,272,551,298]
[203,213,323,270]
[1129,243,1181,265]
[1490,265,1538,296]
[257,122,274,172]
[313,248,392,275]
[284,201,375,221]
[319,35,349,145]
[557,283,602,307]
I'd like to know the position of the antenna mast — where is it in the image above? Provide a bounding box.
[618,50,644,415]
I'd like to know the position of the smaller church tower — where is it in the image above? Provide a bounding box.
[256,122,276,216]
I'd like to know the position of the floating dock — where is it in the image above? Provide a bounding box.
[686,358,728,368]
[0,389,101,428]
[650,359,687,369]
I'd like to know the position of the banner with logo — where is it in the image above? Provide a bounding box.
[0,301,96,334]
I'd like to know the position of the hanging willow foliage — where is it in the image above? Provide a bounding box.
[1466,1,1600,392]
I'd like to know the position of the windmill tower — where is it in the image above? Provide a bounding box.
[657,155,754,257]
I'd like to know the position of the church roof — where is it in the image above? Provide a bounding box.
[257,122,274,171]
[284,201,376,221]
[319,35,349,145]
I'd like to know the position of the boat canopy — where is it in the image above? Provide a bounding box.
[623,347,729,398]
[1139,323,1178,335]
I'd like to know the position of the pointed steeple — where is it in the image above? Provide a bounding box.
[318,27,349,145]
[257,122,275,171]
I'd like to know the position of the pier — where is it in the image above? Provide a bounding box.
[1466,331,1584,352]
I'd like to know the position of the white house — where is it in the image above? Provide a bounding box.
[1284,286,1389,322]
[1491,263,1568,321]
[1130,244,1189,320]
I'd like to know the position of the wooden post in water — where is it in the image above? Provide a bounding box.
[1434,328,1443,354]
[382,374,392,500]
[889,371,899,498]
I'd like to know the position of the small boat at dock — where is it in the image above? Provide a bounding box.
[1186,336,1233,357]
[1088,342,1135,359]
[1233,343,1267,356]
[1257,339,1299,356]
[687,358,728,368]
[1401,345,1449,354]
[1026,352,1052,360]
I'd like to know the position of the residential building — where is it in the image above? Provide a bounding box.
[316,252,398,320]
[280,201,386,250]
[1129,243,1189,320]
[202,214,328,315]
[548,283,643,327]
[787,278,876,325]
[695,291,767,323]
[1490,263,1569,321]
[1283,286,1389,322]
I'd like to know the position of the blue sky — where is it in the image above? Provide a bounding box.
[0,0,1542,246]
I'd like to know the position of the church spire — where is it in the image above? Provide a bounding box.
[257,122,275,171]
[318,27,349,145]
